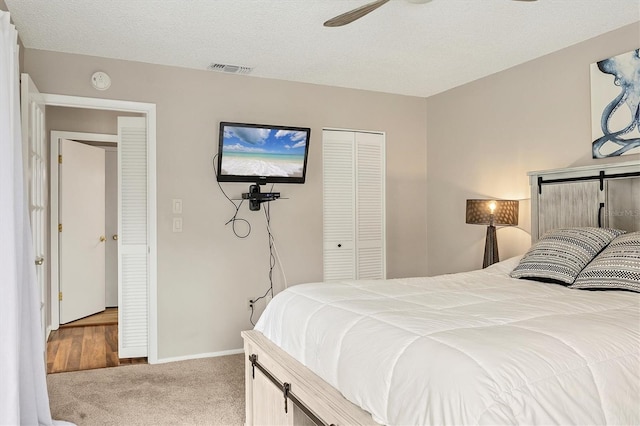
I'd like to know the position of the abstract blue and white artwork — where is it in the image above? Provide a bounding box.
[590,49,640,159]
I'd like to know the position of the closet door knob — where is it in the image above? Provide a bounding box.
[113,234,118,240]
[338,244,342,248]
[99,235,106,242]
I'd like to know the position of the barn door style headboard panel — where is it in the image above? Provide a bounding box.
[528,161,640,242]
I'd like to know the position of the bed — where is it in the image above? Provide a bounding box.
[242,162,640,425]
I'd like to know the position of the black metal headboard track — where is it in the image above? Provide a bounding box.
[538,171,640,194]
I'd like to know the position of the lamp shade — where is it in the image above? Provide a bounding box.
[466,199,519,226]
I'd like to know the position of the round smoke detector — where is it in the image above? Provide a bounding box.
[91,71,111,90]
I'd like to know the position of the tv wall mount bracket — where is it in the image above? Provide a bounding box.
[242,184,281,211]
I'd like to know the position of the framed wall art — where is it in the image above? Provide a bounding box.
[590,49,640,159]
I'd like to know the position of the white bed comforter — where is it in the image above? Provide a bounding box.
[254,257,640,425]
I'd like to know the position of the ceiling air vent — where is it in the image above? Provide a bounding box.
[207,63,253,75]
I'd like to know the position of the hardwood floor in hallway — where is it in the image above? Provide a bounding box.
[59,307,118,328]
[47,309,146,374]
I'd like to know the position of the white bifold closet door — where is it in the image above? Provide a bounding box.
[118,116,148,358]
[323,129,385,281]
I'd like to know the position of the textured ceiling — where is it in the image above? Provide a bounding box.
[5,0,640,97]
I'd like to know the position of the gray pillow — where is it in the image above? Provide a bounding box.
[510,227,626,284]
[570,232,640,293]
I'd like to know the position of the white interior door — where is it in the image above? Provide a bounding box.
[59,138,106,324]
[20,73,47,341]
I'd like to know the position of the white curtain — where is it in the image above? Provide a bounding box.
[0,10,70,426]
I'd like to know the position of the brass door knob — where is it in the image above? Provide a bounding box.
[112,234,118,240]
[99,235,106,242]
[35,257,44,266]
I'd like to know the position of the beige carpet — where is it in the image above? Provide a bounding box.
[47,353,245,425]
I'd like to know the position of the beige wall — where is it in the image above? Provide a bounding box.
[426,23,640,276]
[25,49,428,359]
[47,106,140,135]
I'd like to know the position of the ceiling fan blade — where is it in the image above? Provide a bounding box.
[324,0,391,27]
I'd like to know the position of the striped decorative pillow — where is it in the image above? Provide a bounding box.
[510,227,626,284]
[570,232,640,292]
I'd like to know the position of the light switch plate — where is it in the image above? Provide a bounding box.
[172,217,183,232]
[172,199,183,214]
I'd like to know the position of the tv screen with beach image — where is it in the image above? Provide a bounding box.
[219,124,309,178]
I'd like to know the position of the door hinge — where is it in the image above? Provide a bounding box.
[58,154,62,164]
[58,292,63,301]
[58,223,62,232]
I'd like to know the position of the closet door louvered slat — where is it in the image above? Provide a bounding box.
[118,117,148,358]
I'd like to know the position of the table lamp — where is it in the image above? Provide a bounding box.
[466,199,519,268]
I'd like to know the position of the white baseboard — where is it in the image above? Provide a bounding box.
[153,348,244,364]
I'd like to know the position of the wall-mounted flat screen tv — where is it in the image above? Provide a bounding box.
[216,121,311,184]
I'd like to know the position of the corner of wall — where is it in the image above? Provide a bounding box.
[424,23,639,276]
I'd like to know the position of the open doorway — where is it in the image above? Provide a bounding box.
[21,77,158,368]
[47,111,131,326]
[47,126,139,373]
[38,96,157,368]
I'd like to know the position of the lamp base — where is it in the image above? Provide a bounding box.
[483,225,499,268]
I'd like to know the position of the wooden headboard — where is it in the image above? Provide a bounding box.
[528,161,640,242]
